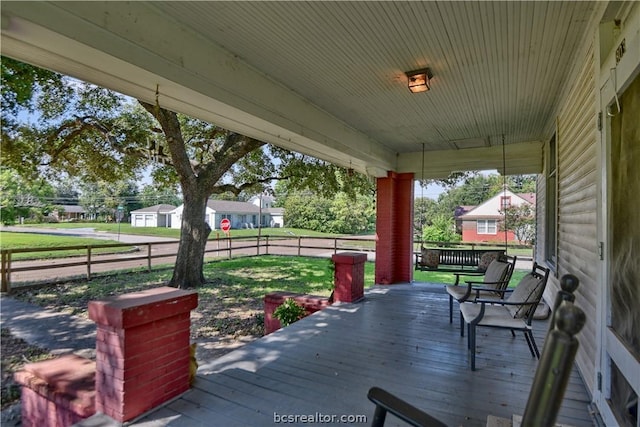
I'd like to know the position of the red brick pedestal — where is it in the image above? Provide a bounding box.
[88,287,198,423]
[332,252,367,303]
[14,354,96,427]
[264,292,330,335]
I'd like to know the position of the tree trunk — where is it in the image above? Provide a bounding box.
[170,189,211,289]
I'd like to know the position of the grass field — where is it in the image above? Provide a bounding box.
[9,223,532,256]
[414,267,527,288]
[11,256,344,323]
[0,232,133,260]
[16,223,343,239]
[10,254,526,312]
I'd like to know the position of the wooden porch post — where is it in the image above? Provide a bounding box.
[375,171,414,284]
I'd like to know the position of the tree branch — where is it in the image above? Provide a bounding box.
[44,115,116,166]
[138,100,197,187]
[210,175,292,196]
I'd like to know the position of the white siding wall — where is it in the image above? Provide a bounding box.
[537,41,598,394]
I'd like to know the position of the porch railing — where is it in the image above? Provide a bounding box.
[1,236,531,292]
[0,235,376,292]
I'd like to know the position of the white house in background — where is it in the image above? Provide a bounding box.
[169,198,285,230]
[130,204,176,227]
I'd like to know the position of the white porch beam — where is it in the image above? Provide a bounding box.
[0,2,395,176]
[397,141,543,179]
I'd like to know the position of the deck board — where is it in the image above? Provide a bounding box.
[134,284,593,427]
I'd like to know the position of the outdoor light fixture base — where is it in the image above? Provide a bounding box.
[406,68,433,93]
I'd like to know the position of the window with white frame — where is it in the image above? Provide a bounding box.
[477,219,497,234]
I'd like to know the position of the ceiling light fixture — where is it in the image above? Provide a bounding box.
[405,68,433,93]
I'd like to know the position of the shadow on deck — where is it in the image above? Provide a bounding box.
[134,283,593,427]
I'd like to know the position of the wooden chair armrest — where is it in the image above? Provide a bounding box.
[467,284,510,296]
[454,271,485,278]
[367,387,447,427]
[453,271,484,285]
[470,286,506,297]
[465,280,508,286]
[474,298,536,306]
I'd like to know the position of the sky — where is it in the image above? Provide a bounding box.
[414,169,499,200]
[415,181,446,200]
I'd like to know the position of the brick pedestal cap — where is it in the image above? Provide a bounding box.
[332,252,367,303]
[88,286,198,329]
[14,354,96,427]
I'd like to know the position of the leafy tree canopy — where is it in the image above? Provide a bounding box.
[1,57,373,287]
[280,188,375,235]
[422,214,460,243]
[500,203,536,245]
[0,167,55,224]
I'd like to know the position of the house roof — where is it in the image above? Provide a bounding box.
[131,204,177,214]
[454,205,476,218]
[57,205,86,213]
[517,193,536,204]
[459,189,533,220]
[206,200,260,214]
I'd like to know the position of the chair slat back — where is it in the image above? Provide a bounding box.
[483,260,510,288]
[483,255,517,290]
[506,263,550,319]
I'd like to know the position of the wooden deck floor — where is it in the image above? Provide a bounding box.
[134,284,594,427]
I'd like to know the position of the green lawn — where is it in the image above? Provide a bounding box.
[0,232,133,260]
[9,254,531,351]
[414,268,527,288]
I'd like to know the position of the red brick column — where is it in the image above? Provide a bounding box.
[88,287,198,423]
[331,252,367,302]
[375,171,414,284]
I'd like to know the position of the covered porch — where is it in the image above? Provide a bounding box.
[3,3,639,424]
[132,285,593,427]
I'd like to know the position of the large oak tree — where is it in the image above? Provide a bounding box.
[1,57,373,288]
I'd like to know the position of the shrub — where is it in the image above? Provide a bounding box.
[273,298,306,327]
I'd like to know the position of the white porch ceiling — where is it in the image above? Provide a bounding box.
[0,1,598,178]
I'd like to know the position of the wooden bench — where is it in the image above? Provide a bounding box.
[415,247,505,272]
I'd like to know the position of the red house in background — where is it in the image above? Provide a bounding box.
[459,189,535,243]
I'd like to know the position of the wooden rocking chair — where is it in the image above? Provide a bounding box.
[459,262,550,370]
[445,255,517,323]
